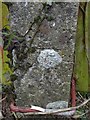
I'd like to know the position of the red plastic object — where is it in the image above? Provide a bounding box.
[71,78,76,107]
[0,45,4,64]
[10,102,40,113]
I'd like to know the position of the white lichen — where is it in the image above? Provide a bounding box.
[37,49,62,69]
[12,49,17,67]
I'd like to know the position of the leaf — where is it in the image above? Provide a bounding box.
[0,46,3,85]
[74,3,90,92]
[2,50,12,85]
[0,2,10,30]
[85,2,90,91]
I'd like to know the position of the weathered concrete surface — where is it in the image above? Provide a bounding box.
[10,2,78,107]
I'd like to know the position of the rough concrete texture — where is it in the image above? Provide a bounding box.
[10,2,78,107]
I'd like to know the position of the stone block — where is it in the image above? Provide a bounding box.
[10,2,78,108]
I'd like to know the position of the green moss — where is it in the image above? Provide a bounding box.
[46,15,54,21]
